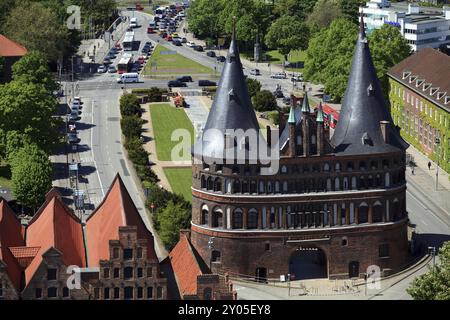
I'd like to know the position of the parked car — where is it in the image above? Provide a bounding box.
[103,57,111,65]
[206,51,216,58]
[97,65,107,73]
[291,75,303,82]
[173,40,182,46]
[198,80,216,87]
[181,37,187,43]
[186,41,195,47]
[177,76,193,83]
[108,65,117,73]
[73,96,83,105]
[250,69,261,76]
[68,110,79,121]
[114,43,122,50]
[167,80,187,88]
[216,56,226,62]
[144,41,153,47]
[67,132,80,144]
[194,45,204,52]
[270,72,287,79]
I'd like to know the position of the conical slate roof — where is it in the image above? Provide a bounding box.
[192,26,261,160]
[331,15,407,155]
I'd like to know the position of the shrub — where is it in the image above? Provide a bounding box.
[124,137,148,166]
[121,115,143,139]
[246,78,261,98]
[135,164,159,184]
[120,93,141,116]
[252,90,278,112]
[148,87,164,102]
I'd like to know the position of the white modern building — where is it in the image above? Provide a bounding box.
[360,0,450,52]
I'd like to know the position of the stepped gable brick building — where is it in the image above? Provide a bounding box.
[190,16,410,281]
[0,34,27,83]
[161,230,236,300]
[85,174,167,300]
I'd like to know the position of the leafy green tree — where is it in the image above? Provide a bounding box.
[252,90,278,112]
[187,0,225,39]
[147,87,164,102]
[307,0,343,29]
[0,81,63,154]
[124,137,148,166]
[12,51,59,93]
[9,143,52,210]
[273,0,317,19]
[3,1,70,61]
[5,131,33,160]
[246,78,262,98]
[120,93,142,117]
[265,15,310,55]
[339,0,366,24]
[154,200,192,249]
[304,18,358,101]
[368,24,411,97]
[121,116,143,139]
[0,0,15,33]
[407,241,450,300]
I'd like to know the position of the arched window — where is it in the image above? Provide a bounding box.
[233,209,243,229]
[207,177,213,190]
[233,180,241,193]
[213,177,221,192]
[347,162,354,171]
[242,180,249,193]
[267,181,273,193]
[248,209,258,229]
[311,134,316,145]
[250,180,257,194]
[335,162,341,172]
[211,251,221,262]
[201,204,209,225]
[201,175,206,189]
[212,209,223,228]
[367,175,373,188]
[326,178,332,191]
[382,159,389,169]
[259,181,265,194]
[281,165,287,173]
[385,173,390,187]
[372,201,383,223]
[391,198,400,221]
[343,177,349,190]
[334,177,340,191]
[359,176,365,189]
[226,179,232,193]
[283,181,288,193]
[376,174,382,187]
[232,166,239,174]
[359,203,369,223]
[324,163,330,172]
[359,161,366,170]
[275,181,280,193]
[370,160,378,169]
[351,176,357,190]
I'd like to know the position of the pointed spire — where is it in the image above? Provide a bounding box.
[316,101,324,123]
[331,9,408,155]
[288,104,296,124]
[301,91,311,113]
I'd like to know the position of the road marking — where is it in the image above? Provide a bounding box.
[91,100,105,198]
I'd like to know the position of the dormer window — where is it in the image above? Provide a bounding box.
[416,79,424,87]
[409,75,417,83]
[402,71,411,79]
[437,92,446,100]
[445,96,450,105]
[430,87,439,96]
[367,83,374,96]
[423,83,431,91]
[361,132,373,146]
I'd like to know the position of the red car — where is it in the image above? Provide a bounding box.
[147,27,153,34]
[114,43,122,50]
[165,35,172,41]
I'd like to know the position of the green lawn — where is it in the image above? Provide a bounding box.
[0,162,13,190]
[266,50,306,72]
[143,44,214,76]
[164,167,192,202]
[149,103,194,161]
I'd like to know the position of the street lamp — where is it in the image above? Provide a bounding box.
[428,246,436,272]
[435,137,440,191]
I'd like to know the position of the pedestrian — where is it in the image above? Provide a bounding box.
[411,166,415,175]
[428,161,431,170]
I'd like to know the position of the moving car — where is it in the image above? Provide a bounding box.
[198,80,216,87]
[250,69,261,76]
[108,65,117,73]
[270,72,287,79]
[206,51,216,57]
[117,73,139,83]
[167,80,187,87]
[97,65,107,73]
[176,76,193,82]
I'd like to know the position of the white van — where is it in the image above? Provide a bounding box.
[130,17,138,28]
[117,73,139,83]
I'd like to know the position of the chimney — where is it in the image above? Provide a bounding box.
[380,120,390,144]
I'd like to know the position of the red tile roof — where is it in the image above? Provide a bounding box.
[25,196,86,286]
[168,233,203,296]
[0,199,25,291]
[388,48,450,111]
[0,34,27,57]
[8,246,40,269]
[85,174,157,267]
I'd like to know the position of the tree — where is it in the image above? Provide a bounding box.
[252,90,278,112]
[121,115,143,139]
[368,24,411,97]
[0,0,15,33]
[124,137,148,167]
[154,200,191,249]
[407,241,450,300]
[265,15,310,55]
[187,0,225,39]
[12,51,59,93]
[120,93,142,117]
[339,0,366,24]
[304,18,358,101]
[0,81,63,154]
[246,78,262,98]
[307,0,343,30]
[273,0,317,19]
[9,143,52,210]
[147,87,164,102]
[3,1,70,61]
